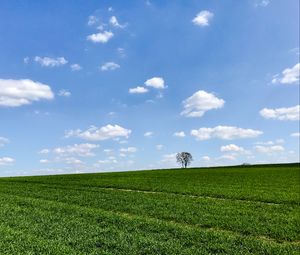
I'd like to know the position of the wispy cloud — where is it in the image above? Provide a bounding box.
[100,62,120,71]
[34,56,68,67]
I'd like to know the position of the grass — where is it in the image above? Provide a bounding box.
[0,163,299,254]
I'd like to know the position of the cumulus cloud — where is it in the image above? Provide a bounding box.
[290,132,300,137]
[260,105,300,121]
[255,145,284,154]
[0,157,15,165]
[87,31,114,43]
[220,144,245,152]
[145,77,165,89]
[0,79,54,107]
[65,124,131,141]
[109,16,127,28]
[100,62,120,71]
[192,10,214,26]
[34,56,68,67]
[174,131,186,137]
[272,63,299,84]
[58,89,71,97]
[70,64,82,71]
[119,147,137,153]
[181,90,225,118]
[53,143,99,157]
[144,132,153,137]
[129,86,148,94]
[0,137,9,147]
[191,126,262,140]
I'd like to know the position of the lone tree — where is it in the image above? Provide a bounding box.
[176,152,193,168]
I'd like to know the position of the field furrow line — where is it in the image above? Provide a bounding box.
[0,180,289,206]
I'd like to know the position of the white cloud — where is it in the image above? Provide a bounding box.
[53,143,99,157]
[255,139,284,145]
[144,132,153,137]
[174,131,186,137]
[0,79,54,107]
[70,64,82,71]
[129,86,148,94]
[58,89,71,97]
[260,105,300,121]
[100,62,120,71]
[156,144,163,150]
[65,124,131,141]
[272,63,299,84]
[0,137,9,147]
[0,157,14,165]
[109,16,127,28]
[192,10,214,27]
[40,159,50,164]
[255,0,270,7]
[220,144,245,152]
[34,56,68,67]
[119,147,137,153]
[145,77,165,89]
[202,156,210,161]
[63,157,84,165]
[291,132,300,137]
[191,126,263,140]
[39,149,50,154]
[181,90,225,118]
[23,57,30,64]
[87,31,114,43]
[255,145,284,154]
[87,15,98,26]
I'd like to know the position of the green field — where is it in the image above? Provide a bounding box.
[0,163,299,254]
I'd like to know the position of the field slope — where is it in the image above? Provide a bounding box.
[0,163,299,254]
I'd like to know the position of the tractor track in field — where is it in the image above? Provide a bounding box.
[1,191,300,247]
[0,180,291,206]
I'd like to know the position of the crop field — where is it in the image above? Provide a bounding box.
[0,163,299,254]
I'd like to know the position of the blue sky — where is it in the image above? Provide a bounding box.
[0,0,299,176]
